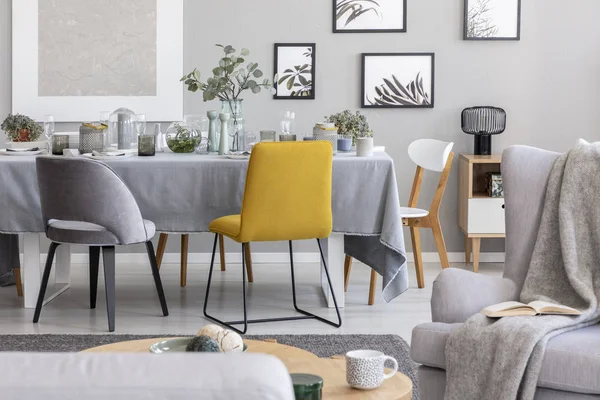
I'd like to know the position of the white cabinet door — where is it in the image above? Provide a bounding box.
[468,198,505,234]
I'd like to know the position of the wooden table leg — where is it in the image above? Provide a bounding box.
[472,238,481,273]
[320,234,345,308]
[464,235,471,265]
[180,234,189,287]
[368,269,377,306]
[343,256,352,292]
[14,268,23,297]
[155,233,168,270]
[218,234,226,271]
[245,243,254,283]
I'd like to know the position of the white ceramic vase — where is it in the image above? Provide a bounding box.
[356,137,374,157]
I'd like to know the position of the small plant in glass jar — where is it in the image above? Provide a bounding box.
[166,122,201,153]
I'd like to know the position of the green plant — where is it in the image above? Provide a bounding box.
[181,45,273,102]
[368,73,431,107]
[336,0,380,28]
[325,110,372,142]
[167,123,200,153]
[1,113,43,142]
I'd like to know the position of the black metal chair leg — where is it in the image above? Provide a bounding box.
[145,241,169,316]
[89,246,100,309]
[33,242,59,323]
[204,234,248,335]
[290,239,342,328]
[102,246,116,332]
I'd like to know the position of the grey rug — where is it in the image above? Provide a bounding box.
[0,334,418,399]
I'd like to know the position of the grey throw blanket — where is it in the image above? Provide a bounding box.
[445,141,600,400]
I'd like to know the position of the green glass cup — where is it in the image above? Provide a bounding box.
[291,373,323,400]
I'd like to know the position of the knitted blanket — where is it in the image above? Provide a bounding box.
[445,141,600,400]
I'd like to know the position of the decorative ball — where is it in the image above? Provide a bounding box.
[185,335,221,353]
[216,329,244,353]
[196,324,224,341]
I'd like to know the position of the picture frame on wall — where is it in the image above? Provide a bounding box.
[333,0,407,33]
[464,0,521,40]
[361,53,435,109]
[273,43,316,100]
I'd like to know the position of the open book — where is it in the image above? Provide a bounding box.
[481,301,581,318]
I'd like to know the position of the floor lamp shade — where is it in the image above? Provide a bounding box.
[461,107,506,155]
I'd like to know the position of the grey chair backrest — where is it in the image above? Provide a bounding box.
[502,145,561,291]
[36,157,149,245]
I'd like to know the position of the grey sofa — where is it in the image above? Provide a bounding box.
[411,146,600,399]
[0,352,295,400]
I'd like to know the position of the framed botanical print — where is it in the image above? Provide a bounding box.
[273,43,316,100]
[464,0,521,40]
[333,0,407,33]
[361,53,435,109]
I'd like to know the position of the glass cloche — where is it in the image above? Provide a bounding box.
[108,108,138,150]
[166,122,201,153]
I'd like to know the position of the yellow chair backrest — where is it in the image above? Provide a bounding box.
[238,141,333,242]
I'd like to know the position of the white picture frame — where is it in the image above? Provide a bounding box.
[12,0,183,122]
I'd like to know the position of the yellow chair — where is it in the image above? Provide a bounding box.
[203,141,342,334]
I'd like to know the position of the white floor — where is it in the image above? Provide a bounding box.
[0,260,503,343]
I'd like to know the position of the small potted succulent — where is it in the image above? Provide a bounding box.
[1,113,43,143]
[325,110,374,156]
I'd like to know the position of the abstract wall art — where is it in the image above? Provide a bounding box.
[273,43,316,100]
[333,0,407,33]
[12,0,183,122]
[361,53,435,109]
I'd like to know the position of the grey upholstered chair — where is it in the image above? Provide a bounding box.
[411,146,600,399]
[33,157,168,332]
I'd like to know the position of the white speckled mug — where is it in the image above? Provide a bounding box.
[346,350,398,390]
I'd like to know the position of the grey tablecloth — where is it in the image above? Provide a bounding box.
[0,152,408,301]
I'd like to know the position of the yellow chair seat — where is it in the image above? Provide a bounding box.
[209,215,241,241]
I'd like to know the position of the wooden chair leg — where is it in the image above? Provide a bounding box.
[180,234,189,288]
[245,242,254,283]
[368,269,377,305]
[472,238,481,273]
[14,268,23,297]
[464,235,471,265]
[410,227,425,289]
[218,234,226,271]
[155,233,168,270]
[344,255,353,292]
[432,220,450,269]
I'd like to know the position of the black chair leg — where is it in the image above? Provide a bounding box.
[89,246,100,309]
[33,242,59,323]
[204,234,248,335]
[102,246,116,332]
[145,241,169,317]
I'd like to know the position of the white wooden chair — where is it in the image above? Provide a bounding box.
[344,139,454,304]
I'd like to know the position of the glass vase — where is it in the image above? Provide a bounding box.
[220,99,244,152]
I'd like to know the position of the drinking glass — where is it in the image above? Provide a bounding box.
[100,111,111,126]
[136,114,147,136]
[43,115,55,152]
[280,111,296,135]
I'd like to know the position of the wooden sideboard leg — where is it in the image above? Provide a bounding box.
[218,234,226,271]
[410,227,425,289]
[180,234,189,287]
[472,238,481,273]
[343,256,352,292]
[464,235,471,265]
[155,233,168,270]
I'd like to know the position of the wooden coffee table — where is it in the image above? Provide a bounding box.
[84,338,412,399]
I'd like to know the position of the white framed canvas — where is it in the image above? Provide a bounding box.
[273,44,316,100]
[12,0,183,122]
[464,0,521,40]
[333,0,407,33]
[361,53,435,109]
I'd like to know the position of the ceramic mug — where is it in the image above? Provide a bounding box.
[346,350,398,390]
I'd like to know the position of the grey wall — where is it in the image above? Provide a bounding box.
[2,0,600,255]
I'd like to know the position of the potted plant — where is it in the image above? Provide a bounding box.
[1,113,43,143]
[181,45,273,151]
[324,110,374,156]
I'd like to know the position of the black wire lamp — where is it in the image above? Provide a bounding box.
[461,107,506,155]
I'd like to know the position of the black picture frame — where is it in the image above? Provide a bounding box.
[333,0,407,33]
[273,43,316,100]
[361,53,435,109]
[463,0,521,41]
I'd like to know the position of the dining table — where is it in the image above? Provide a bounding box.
[0,150,408,309]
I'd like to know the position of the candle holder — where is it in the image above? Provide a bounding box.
[52,135,69,155]
[138,134,156,156]
[279,134,297,142]
[260,130,277,142]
